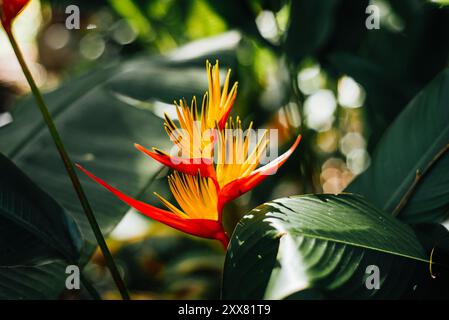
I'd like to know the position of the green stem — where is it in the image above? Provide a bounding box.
[393,143,449,217]
[80,273,102,300]
[6,28,130,300]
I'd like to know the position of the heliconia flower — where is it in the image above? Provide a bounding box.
[78,59,301,248]
[163,96,215,159]
[217,133,301,208]
[205,60,238,129]
[137,61,238,179]
[214,118,301,209]
[79,129,300,247]
[0,0,30,30]
[77,165,229,248]
[134,144,217,181]
[137,117,302,211]
[160,61,237,159]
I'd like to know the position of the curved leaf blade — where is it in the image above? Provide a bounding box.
[222,194,428,299]
[346,69,449,223]
[0,154,81,299]
[0,154,81,263]
[0,260,68,300]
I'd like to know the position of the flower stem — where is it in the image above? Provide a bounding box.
[6,28,130,300]
[80,273,102,300]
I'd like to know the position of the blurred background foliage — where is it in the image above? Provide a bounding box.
[1,0,449,299]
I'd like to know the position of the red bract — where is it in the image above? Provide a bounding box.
[135,144,217,181]
[0,0,30,30]
[217,134,302,207]
[78,61,301,248]
[77,165,229,248]
[140,134,302,211]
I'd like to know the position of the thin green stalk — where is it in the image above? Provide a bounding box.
[80,273,102,300]
[5,28,130,300]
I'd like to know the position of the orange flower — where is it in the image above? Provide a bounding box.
[137,116,301,212]
[78,166,229,247]
[0,0,30,30]
[79,61,300,248]
[205,60,238,129]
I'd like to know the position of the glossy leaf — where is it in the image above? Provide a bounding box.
[222,194,430,299]
[406,223,449,298]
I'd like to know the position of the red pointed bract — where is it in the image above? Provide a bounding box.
[219,135,301,204]
[1,0,30,30]
[76,164,224,240]
[134,144,216,179]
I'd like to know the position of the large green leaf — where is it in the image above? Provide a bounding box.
[285,0,339,64]
[222,194,432,299]
[0,32,240,260]
[0,154,82,299]
[0,260,69,300]
[346,69,449,223]
[408,223,449,298]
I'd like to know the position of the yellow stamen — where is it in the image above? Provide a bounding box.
[162,61,237,159]
[163,97,212,159]
[154,172,219,220]
[205,60,238,128]
[215,117,269,187]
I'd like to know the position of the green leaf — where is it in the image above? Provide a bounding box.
[0,154,82,299]
[430,0,449,6]
[407,223,449,298]
[0,33,240,261]
[222,194,429,299]
[0,154,81,263]
[285,0,339,64]
[346,69,449,223]
[0,260,69,300]
[108,0,153,40]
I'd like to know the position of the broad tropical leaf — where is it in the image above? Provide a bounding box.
[0,154,81,299]
[222,194,431,299]
[410,223,449,298]
[346,69,449,223]
[0,260,69,300]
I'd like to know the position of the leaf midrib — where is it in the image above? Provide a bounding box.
[292,231,428,264]
[383,115,449,212]
[268,196,426,262]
